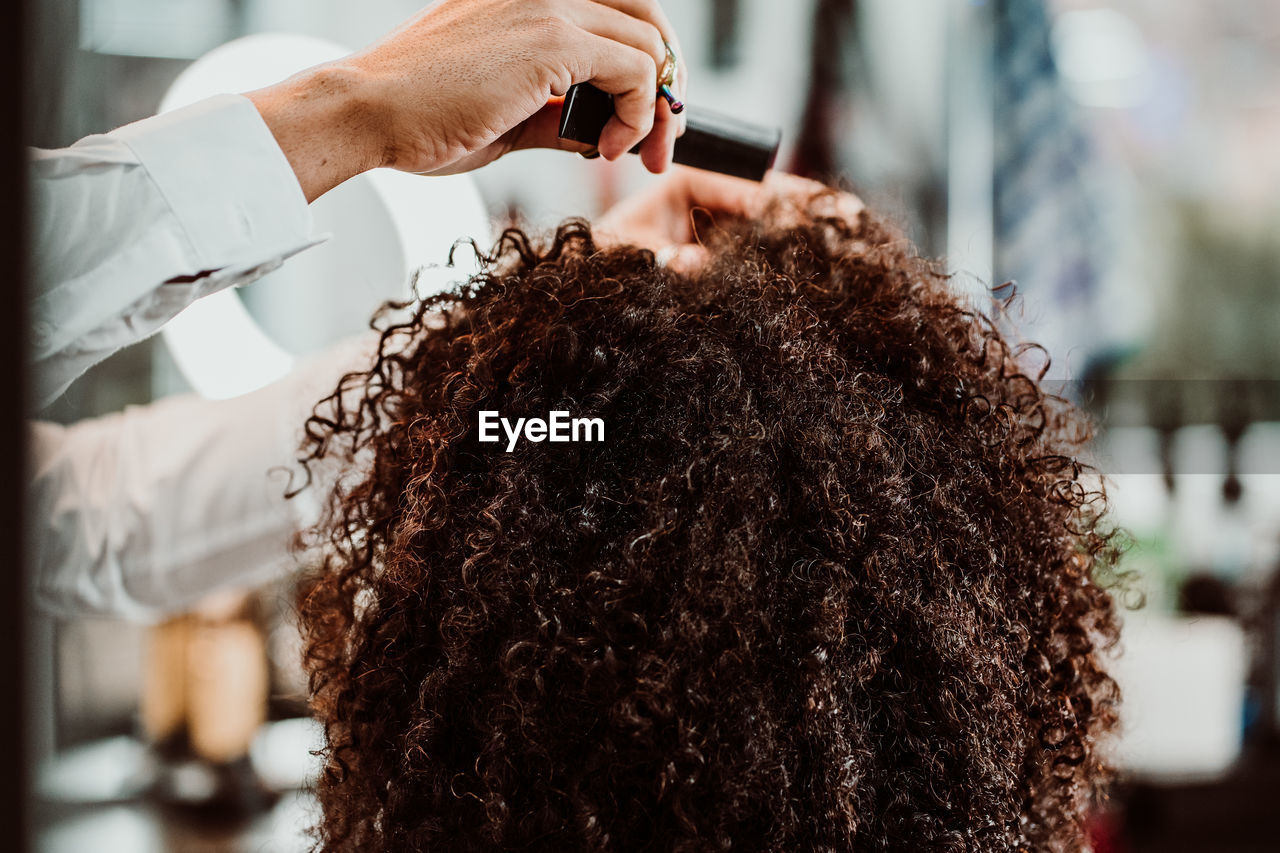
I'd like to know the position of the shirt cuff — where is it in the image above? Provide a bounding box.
[111,93,313,271]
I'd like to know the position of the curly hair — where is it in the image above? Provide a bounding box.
[294,191,1122,852]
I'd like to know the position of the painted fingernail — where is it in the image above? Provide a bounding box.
[659,84,684,114]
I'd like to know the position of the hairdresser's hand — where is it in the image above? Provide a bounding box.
[597,168,863,272]
[247,0,687,201]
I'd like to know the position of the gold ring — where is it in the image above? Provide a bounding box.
[658,41,678,90]
[657,40,684,114]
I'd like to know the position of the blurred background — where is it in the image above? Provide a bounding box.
[25,0,1280,850]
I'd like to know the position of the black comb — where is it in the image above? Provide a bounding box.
[558,83,781,182]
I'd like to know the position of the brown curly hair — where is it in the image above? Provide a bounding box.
[294,191,1122,852]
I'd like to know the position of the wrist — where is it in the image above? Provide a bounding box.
[247,62,385,202]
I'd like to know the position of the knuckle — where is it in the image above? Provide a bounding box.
[532,14,570,46]
[637,0,663,23]
[633,47,658,81]
[548,64,575,96]
[643,23,665,62]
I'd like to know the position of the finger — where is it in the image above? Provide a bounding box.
[673,53,688,137]
[671,166,763,217]
[761,171,833,201]
[639,97,678,173]
[761,171,864,222]
[584,36,657,159]
[591,0,676,41]
[571,1,666,72]
[575,0,687,168]
[592,0,687,135]
[570,2,676,171]
[598,168,758,244]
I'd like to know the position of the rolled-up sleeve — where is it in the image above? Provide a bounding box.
[30,93,322,410]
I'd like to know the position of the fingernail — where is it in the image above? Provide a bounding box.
[658,85,684,114]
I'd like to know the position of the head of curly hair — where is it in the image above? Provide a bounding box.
[294,188,1122,852]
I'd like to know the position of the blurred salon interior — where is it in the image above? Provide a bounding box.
[13,0,1280,850]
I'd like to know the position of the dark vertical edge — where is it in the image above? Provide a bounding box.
[2,0,31,848]
[789,0,858,182]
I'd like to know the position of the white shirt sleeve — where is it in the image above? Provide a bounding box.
[29,93,323,411]
[27,336,376,622]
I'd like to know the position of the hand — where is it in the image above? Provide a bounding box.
[596,168,864,272]
[247,0,688,201]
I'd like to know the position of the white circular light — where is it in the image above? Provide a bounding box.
[1051,9,1152,109]
[159,33,492,399]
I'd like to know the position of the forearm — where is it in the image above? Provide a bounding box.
[246,63,387,203]
[29,95,318,410]
[29,334,378,621]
